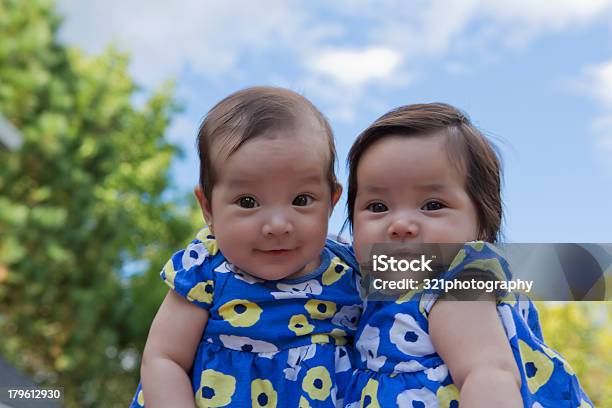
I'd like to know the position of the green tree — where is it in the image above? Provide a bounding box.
[0,0,199,406]
[538,302,612,407]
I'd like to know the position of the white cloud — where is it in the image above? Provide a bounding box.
[480,0,612,48]
[56,0,612,125]
[57,0,313,86]
[579,59,612,155]
[482,0,611,27]
[367,0,612,56]
[56,1,612,80]
[308,47,402,85]
[582,60,612,107]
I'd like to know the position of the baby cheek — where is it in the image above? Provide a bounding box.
[352,226,373,262]
[356,216,381,237]
[302,211,328,235]
[217,234,251,261]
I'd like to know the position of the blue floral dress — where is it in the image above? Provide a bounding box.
[130,227,362,408]
[344,242,593,408]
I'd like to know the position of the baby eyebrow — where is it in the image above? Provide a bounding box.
[360,183,448,191]
[226,178,255,188]
[296,174,327,185]
[415,183,447,192]
[360,185,391,194]
[226,174,326,189]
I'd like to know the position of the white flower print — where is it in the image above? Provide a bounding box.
[283,344,316,381]
[389,313,434,357]
[218,335,278,353]
[357,324,387,371]
[335,346,351,373]
[181,242,209,270]
[396,387,438,407]
[271,280,323,299]
[331,305,361,330]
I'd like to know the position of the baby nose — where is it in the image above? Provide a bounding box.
[388,218,419,241]
[262,212,293,236]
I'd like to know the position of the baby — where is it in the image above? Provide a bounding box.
[343,103,592,407]
[130,87,362,407]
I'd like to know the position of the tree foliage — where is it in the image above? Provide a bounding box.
[538,302,611,407]
[0,0,197,406]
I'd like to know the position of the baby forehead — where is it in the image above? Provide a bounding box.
[216,155,330,195]
[252,126,329,152]
[213,121,332,162]
[359,133,467,174]
[220,137,329,175]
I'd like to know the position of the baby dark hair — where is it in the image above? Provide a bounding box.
[197,86,338,201]
[346,103,503,242]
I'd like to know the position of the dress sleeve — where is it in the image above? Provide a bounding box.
[325,238,360,272]
[160,226,219,310]
[420,241,513,315]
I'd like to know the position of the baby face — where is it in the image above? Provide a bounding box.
[201,127,337,280]
[352,134,478,263]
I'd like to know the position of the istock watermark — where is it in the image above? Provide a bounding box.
[358,243,611,301]
[372,254,433,272]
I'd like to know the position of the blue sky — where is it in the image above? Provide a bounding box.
[57,0,612,242]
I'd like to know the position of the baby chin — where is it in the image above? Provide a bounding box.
[247,248,318,280]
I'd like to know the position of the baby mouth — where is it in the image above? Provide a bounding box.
[257,248,295,255]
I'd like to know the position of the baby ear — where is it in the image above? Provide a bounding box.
[331,183,343,209]
[194,185,213,229]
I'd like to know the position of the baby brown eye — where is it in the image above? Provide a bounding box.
[237,196,259,208]
[367,202,388,213]
[422,201,445,211]
[293,194,313,206]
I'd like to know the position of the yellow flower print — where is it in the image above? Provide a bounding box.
[467,241,485,251]
[251,379,277,408]
[305,299,336,320]
[499,293,518,307]
[360,378,380,408]
[219,299,262,327]
[298,396,311,408]
[518,339,554,394]
[437,383,460,408]
[541,344,575,376]
[289,314,314,336]
[136,389,144,406]
[448,249,467,271]
[302,366,332,401]
[196,226,219,255]
[322,257,348,285]
[396,289,420,304]
[196,369,236,407]
[187,280,214,304]
[162,258,177,289]
[311,333,330,344]
[330,328,347,346]
[448,249,467,270]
